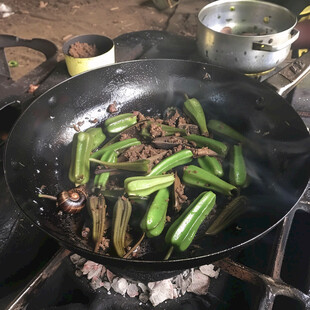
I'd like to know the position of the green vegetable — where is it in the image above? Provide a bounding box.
[206,195,248,235]
[207,120,247,143]
[112,197,132,257]
[124,174,175,197]
[183,96,209,136]
[183,165,237,196]
[87,195,107,252]
[140,122,186,138]
[90,138,141,159]
[184,134,228,157]
[104,113,137,134]
[148,149,193,176]
[140,188,170,238]
[165,191,216,256]
[198,156,224,178]
[8,60,18,67]
[229,144,247,187]
[93,150,117,189]
[68,132,94,185]
[90,158,151,173]
[85,127,106,151]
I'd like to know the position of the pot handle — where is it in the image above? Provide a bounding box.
[252,29,299,52]
[263,51,310,96]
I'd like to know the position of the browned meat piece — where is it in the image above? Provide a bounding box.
[191,147,218,157]
[120,144,168,164]
[132,111,146,122]
[164,108,181,127]
[150,122,165,138]
[107,101,118,113]
[178,123,200,135]
[152,136,187,149]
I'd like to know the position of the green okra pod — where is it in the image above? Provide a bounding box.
[148,149,193,176]
[145,215,166,238]
[93,150,117,189]
[183,165,237,196]
[90,138,141,159]
[165,191,216,255]
[69,132,94,185]
[140,188,170,238]
[184,134,228,158]
[198,156,224,178]
[229,144,247,187]
[87,195,107,252]
[183,96,209,136]
[104,113,137,134]
[124,174,175,197]
[140,122,186,138]
[207,120,247,143]
[90,158,151,173]
[85,127,106,151]
[206,195,248,235]
[112,197,132,257]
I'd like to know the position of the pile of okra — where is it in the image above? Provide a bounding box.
[67,96,250,260]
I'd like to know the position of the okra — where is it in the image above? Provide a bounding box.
[184,134,228,158]
[93,150,117,189]
[165,191,216,255]
[183,96,209,136]
[145,215,166,238]
[208,120,263,157]
[68,132,94,185]
[140,122,186,138]
[229,144,247,187]
[87,195,107,252]
[148,149,193,176]
[198,156,224,178]
[85,127,106,151]
[206,196,248,235]
[207,120,247,143]
[90,138,141,159]
[112,197,132,257]
[104,113,137,134]
[124,174,175,197]
[183,165,237,196]
[140,188,170,238]
[90,158,151,173]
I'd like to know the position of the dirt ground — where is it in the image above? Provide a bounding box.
[1,0,208,80]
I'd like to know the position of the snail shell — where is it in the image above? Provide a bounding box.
[57,186,88,214]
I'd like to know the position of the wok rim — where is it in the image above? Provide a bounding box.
[3,58,310,268]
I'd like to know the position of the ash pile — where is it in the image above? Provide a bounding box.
[70,254,220,307]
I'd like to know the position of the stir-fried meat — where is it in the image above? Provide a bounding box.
[120,144,169,164]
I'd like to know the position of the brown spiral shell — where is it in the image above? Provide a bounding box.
[57,186,88,214]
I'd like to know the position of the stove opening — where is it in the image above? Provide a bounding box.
[0,105,20,145]
[281,209,310,294]
[273,295,304,310]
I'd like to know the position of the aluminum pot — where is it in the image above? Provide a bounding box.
[197,0,299,74]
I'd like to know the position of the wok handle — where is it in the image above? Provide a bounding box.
[252,29,300,52]
[263,51,310,97]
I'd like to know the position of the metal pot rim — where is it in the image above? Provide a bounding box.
[198,0,297,38]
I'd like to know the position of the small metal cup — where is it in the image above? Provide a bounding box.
[63,34,115,76]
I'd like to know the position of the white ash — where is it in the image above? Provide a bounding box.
[70,254,220,307]
[148,279,175,306]
[186,269,210,295]
[199,264,220,278]
[127,283,139,298]
[112,277,128,296]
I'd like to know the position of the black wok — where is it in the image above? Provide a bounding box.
[4,59,310,274]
